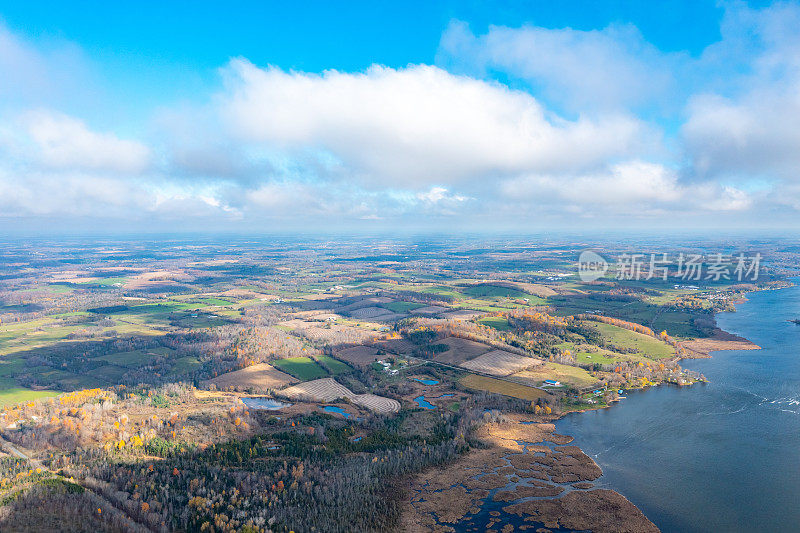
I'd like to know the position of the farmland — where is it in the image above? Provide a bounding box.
[0,235,777,532]
[335,345,382,366]
[459,374,549,401]
[316,356,353,375]
[208,363,298,391]
[511,362,600,389]
[382,301,425,313]
[271,357,330,380]
[590,322,675,359]
[460,350,542,376]
[478,316,512,331]
[432,337,492,364]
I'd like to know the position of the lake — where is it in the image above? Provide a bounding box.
[555,284,800,532]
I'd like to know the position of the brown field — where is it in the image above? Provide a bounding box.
[336,345,382,366]
[282,378,353,402]
[681,328,760,358]
[439,309,487,320]
[513,282,558,298]
[123,269,194,289]
[216,288,278,300]
[291,309,338,318]
[279,319,379,345]
[336,296,394,313]
[412,305,449,315]
[459,374,549,401]
[349,306,394,319]
[208,363,298,392]
[433,336,492,365]
[282,378,400,413]
[374,338,417,355]
[460,350,543,376]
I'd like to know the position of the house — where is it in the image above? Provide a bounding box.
[542,379,561,387]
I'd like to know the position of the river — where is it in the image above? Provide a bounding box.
[555,284,800,532]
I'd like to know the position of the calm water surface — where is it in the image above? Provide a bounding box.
[556,285,800,532]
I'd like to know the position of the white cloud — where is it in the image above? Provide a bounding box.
[218,60,654,187]
[416,186,468,204]
[500,161,750,215]
[18,110,151,173]
[437,20,678,112]
[682,3,800,181]
[7,7,800,230]
[0,22,96,109]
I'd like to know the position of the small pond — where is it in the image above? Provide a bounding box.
[322,405,356,419]
[242,398,292,410]
[411,377,440,385]
[413,396,436,409]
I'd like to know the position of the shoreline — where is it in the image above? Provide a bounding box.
[679,327,760,359]
[404,288,777,532]
[401,413,658,533]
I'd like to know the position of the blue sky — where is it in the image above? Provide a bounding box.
[1,0,799,233]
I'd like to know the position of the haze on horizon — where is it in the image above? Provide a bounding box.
[2,0,800,234]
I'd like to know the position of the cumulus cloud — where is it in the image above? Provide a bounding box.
[17,110,151,173]
[682,3,800,182]
[5,4,800,231]
[218,60,655,187]
[500,161,750,216]
[437,20,678,113]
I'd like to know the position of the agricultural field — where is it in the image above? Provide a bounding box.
[478,316,512,331]
[511,362,599,389]
[554,342,647,366]
[0,377,58,408]
[209,363,298,391]
[0,235,781,531]
[459,350,542,376]
[459,374,549,401]
[349,306,394,319]
[549,294,707,338]
[96,347,174,368]
[374,338,417,355]
[316,356,352,375]
[462,283,528,298]
[335,345,382,367]
[168,356,202,376]
[590,322,675,359]
[272,357,330,381]
[432,337,492,365]
[281,377,400,413]
[381,301,424,313]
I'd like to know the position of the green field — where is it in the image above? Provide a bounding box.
[515,362,599,388]
[592,322,675,359]
[169,356,202,376]
[478,316,512,331]
[272,357,329,380]
[192,297,235,306]
[87,364,129,382]
[382,301,425,313]
[317,356,353,375]
[0,377,59,408]
[171,312,231,328]
[97,347,174,368]
[463,284,524,298]
[554,341,656,366]
[549,294,705,338]
[48,283,75,294]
